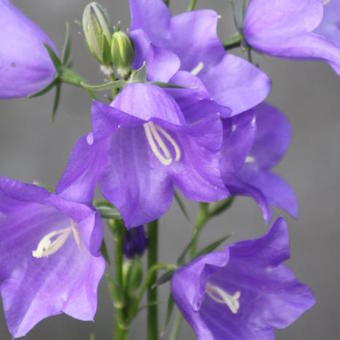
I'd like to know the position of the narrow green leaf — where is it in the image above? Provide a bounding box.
[208,197,234,218]
[100,240,110,263]
[152,81,187,89]
[194,235,231,259]
[161,294,175,336]
[29,78,57,98]
[62,22,72,64]
[44,43,62,69]
[52,83,61,122]
[152,269,175,288]
[174,191,190,221]
[176,237,195,265]
[89,333,96,340]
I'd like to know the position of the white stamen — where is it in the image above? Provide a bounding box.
[251,115,256,128]
[206,283,241,314]
[32,222,81,259]
[245,155,255,164]
[191,62,205,76]
[323,0,330,5]
[144,122,181,166]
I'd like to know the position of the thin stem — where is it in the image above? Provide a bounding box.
[169,312,183,340]
[188,0,198,11]
[147,220,159,340]
[111,220,128,340]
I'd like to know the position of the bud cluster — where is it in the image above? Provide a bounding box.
[82,2,135,76]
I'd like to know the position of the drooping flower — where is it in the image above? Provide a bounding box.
[220,103,297,222]
[0,177,105,338]
[243,0,340,75]
[0,0,57,98]
[171,218,315,340]
[129,0,271,116]
[57,83,230,228]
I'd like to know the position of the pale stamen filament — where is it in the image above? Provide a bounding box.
[32,222,81,259]
[144,122,181,166]
[191,62,205,76]
[206,283,241,314]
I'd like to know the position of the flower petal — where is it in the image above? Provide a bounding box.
[0,0,56,98]
[200,54,271,115]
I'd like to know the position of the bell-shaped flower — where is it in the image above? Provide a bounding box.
[129,0,271,116]
[0,0,56,98]
[171,218,315,340]
[57,83,230,228]
[243,0,340,75]
[220,103,297,222]
[0,177,105,338]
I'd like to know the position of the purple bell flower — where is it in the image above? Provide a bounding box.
[0,0,57,98]
[171,218,315,340]
[220,103,297,222]
[57,83,230,228]
[243,0,340,74]
[129,0,271,116]
[123,225,148,259]
[0,177,105,338]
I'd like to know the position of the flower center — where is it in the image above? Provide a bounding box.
[144,122,181,166]
[32,222,81,259]
[206,283,241,314]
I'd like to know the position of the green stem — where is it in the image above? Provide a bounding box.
[190,203,210,258]
[169,312,183,340]
[111,220,128,340]
[147,221,159,340]
[188,0,198,11]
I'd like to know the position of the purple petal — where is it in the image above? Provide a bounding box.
[0,0,56,98]
[112,83,186,125]
[165,10,225,71]
[244,0,340,74]
[200,54,271,115]
[56,134,109,203]
[168,116,230,202]
[99,125,173,228]
[131,29,180,82]
[248,103,291,170]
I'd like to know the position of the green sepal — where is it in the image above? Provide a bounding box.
[62,22,72,64]
[207,197,234,218]
[44,43,62,70]
[152,269,175,288]
[28,78,58,98]
[194,234,232,259]
[107,274,125,309]
[174,191,190,221]
[100,240,110,264]
[161,294,175,336]
[94,200,122,220]
[129,63,146,83]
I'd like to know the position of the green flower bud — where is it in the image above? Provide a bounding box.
[123,259,144,293]
[82,2,112,65]
[111,31,135,76]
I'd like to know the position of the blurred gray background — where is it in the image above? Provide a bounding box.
[0,0,339,339]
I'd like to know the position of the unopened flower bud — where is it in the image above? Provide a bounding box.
[82,2,112,65]
[111,31,135,76]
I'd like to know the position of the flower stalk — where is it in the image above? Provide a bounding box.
[147,220,159,340]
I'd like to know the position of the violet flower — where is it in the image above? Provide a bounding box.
[0,0,56,98]
[0,177,105,338]
[123,225,148,259]
[129,0,271,115]
[171,218,315,340]
[58,83,230,228]
[243,0,340,74]
[220,103,297,222]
